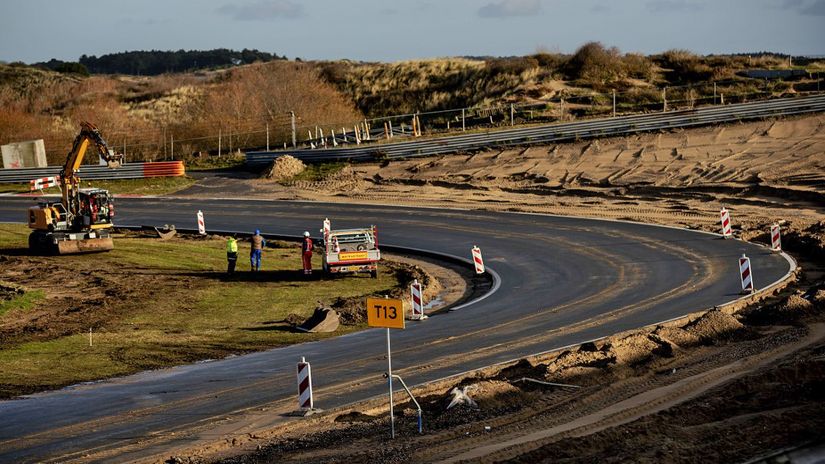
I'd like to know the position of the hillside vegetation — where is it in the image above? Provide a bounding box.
[318,44,825,117]
[1,43,822,164]
[0,61,362,164]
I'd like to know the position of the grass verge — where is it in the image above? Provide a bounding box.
[0,223,403,397]
[0,176,196,196]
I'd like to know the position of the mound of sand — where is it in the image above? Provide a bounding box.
[443,381,525,411]
[684,309,746,343]
[779,294,814,313]
[653,325,700,348]
[546,346,615,374]
[264,155,306,181]
[608,333,674,365]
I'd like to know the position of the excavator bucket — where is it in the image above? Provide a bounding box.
[56,237,114,255]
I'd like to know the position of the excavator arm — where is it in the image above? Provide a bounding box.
[61,121,123,216]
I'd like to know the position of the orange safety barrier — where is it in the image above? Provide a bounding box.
[142,161,186,178]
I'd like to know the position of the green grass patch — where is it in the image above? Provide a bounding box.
[0,176,195,196]
[0,223,30,248]
[184,153,246,171]
[0,224,403,397]
[83,176,196,196]
[0,289,45,318]
[290,162,349,182]
[0,183,31,194]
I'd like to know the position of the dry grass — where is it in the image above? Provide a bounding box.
[1,47,823,164]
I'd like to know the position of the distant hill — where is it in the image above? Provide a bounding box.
[76,48,286,75]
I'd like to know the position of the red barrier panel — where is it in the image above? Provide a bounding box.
[142,161,186,178]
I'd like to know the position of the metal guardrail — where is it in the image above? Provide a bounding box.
[0,161,185,184]
[246,94,825,167]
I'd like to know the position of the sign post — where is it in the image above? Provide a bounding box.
[367,296,404,438]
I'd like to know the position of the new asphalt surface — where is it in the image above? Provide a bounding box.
[0,197,791,462]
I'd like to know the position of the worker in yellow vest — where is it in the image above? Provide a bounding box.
[226,235,238,275]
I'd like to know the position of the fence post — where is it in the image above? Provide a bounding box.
[612,90,616,117]
[291,111,297,148]
[510,104,514,126]
[461,108,466,131]
[218,129,222,157]
[713,82,717,104]
[266,124,270,151]
[663,87,668,112]
[170,134,174,160]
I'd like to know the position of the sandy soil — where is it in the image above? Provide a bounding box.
[164,114,825,464]
[184,114,825,232]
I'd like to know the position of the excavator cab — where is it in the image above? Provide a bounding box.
[76,189,115,228]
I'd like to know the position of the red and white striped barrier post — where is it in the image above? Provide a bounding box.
[322,218,331,246]
[297,356,314,410]
[770,224,781,252]
[739,253,754,294]
[29,176,60,191]
[197,210,205,235]
[409,279,427,320]
[720,207,732,238]
[472,246,485,274]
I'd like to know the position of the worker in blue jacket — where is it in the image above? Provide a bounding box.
[250,229,266,271]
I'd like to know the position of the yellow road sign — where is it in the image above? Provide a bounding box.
[366,297,405,329]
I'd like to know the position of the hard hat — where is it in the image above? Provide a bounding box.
[304,231,310,237]
[255,229,260,235]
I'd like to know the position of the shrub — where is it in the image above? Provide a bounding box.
[657,49,713,83]
[622,53,655,81]
[565,42,625,86]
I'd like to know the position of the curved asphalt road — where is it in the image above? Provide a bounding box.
[0,197,791,463]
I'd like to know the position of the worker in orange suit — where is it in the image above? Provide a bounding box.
[301,231,314,275]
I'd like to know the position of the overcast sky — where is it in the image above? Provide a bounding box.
[1,0,823,63]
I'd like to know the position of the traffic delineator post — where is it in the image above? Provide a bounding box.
[322,218,331,246]
[409,279,427,320]
[770,223,782,252]
[720,207,732,238]
[472,246,485,274]
[197,210,205,235]
[739,253,754,294]
[297,356,314,410]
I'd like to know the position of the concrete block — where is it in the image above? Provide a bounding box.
[1,139,47,168]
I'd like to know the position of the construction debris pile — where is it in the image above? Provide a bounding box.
[264,155,306,181]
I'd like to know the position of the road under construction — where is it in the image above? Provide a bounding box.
[0,197,793,463]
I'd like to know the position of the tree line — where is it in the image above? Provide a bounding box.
[35,48,285,76]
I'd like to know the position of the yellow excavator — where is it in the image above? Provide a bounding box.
[27,122,124,254]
